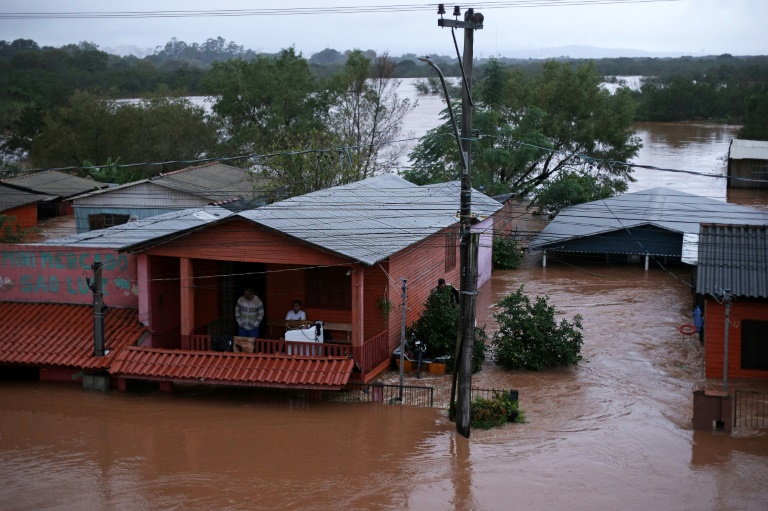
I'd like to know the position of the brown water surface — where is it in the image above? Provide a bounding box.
[2,121,768,511]
[2,257,768,511]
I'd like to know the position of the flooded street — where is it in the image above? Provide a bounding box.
[2,257,768,510]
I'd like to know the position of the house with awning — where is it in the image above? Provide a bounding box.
[2,174,501,391]
[528,187,768,269]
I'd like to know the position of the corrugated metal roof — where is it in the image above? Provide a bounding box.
[38,206,233,249]
[71,162,271,205]
[237,174,502,265]
[0,184,52,212]
[529,187,768,253]
[729,139,768,161]
[0,302,147,370]
[696,224,768,298]
[110,347,354,390]
[1,170,105,198]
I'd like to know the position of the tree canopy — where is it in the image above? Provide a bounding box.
[405,59,641,198]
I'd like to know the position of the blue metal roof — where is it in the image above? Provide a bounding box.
[529,188,768,258]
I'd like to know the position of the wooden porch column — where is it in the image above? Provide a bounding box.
[351,263,364,348]
[137,254,150,327]
[180,257,194,350]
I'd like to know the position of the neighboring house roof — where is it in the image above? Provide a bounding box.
[696,224,768,299]
[0,302,148,370]
[729,139,768,161]
[109,347,354,390]
[38,206,233,249]
[71,162,271,207]
[0,184,53,213]
[235,174,502,265]
[1,170,105,199]
[529,187,768,260]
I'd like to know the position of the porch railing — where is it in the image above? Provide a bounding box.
[186,334,351,358]
[353,330,390,376]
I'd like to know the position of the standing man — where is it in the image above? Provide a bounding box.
[235,287,264,338]
[436,278,460,306]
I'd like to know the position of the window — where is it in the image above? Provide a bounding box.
[741,320,768,371]
[445,231,457,272]
[305,267,351,310]
[88,213,130,231]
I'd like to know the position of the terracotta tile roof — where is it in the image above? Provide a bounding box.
[110,347,354,390]
[0,302,147,370]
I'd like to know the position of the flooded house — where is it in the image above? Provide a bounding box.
[695,223,768,379]
[0,174,501,392]
[727,139,768,189]
[69,161,274,233]
[0,184,52,232]
[528,187,768,270]
[1,170,106,221]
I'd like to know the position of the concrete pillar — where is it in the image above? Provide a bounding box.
[542,250,547,268]
[645,254,649,271]
[351,264,364,348]
[180,257,194,350]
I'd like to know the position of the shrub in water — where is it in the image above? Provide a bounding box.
[470,392,525,429]
[407,286,487,373]
[492,285,583,370]
[492,236,522,269]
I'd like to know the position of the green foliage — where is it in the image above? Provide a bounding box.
[407,287,487,373]
[0,215,34,243]
[492,236,523,270]
[470,392,525,429]
[532,171,620,215]
[492,285,584,371]
[406,59,641,199]
[738,88,768,141]
[29,91,218,178]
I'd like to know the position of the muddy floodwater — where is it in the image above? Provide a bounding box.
[3,111,768,510]
[2,257,768,511]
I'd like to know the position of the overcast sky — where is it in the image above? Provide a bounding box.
[1,0,766,59]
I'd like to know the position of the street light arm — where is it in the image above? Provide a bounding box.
[418,57,467,172]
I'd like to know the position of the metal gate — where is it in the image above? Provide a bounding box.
[733,390,768,429]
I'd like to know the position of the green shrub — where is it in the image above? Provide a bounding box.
[492,285,584,370]
[407,287,487,373]
[470,392,526,429]
[492,236,522,269]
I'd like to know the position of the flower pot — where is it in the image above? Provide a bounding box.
[428,362,446,375]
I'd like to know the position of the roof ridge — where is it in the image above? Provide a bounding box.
[156,161,219,179]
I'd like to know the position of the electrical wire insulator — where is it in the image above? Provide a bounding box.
[453,6,461,17]
[437,4,445,15]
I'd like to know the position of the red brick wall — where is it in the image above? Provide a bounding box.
[704,298,768,379]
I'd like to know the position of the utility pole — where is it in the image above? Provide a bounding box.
[398,278,408,401]
[437,5,484,438]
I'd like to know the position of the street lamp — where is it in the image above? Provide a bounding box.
[417,57,467,172]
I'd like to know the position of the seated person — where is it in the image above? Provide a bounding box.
[285,300,311,330]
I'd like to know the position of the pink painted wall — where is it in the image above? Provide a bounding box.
[0,244,138,307]
[472,216,494,288]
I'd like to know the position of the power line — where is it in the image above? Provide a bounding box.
[0,1,682,20]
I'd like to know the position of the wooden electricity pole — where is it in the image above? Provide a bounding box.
[438,6,484,438]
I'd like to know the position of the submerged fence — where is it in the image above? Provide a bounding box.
[734,390,768,430]
[326,383,519,409]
